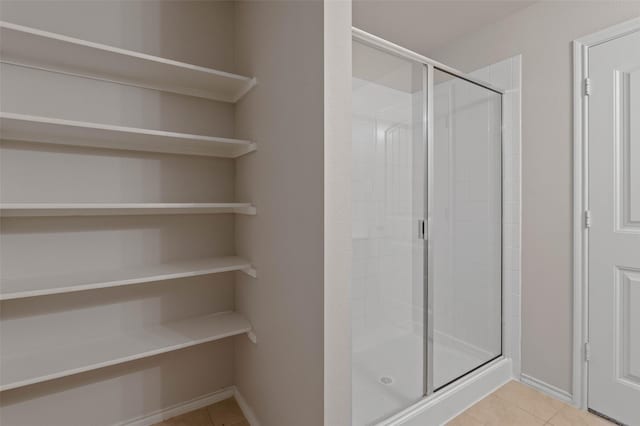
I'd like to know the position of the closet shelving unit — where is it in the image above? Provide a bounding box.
[0,202,257,217]
[0,311,252,392]
[0,257,255,301]
[0,21,256,102]
[0,113,257,158]
[0,21,257,390]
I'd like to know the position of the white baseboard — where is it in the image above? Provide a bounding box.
[233,386,261,426]
[120,387,235,426]
[119,385,260,426]
[520,373,573,404]
[379,357,512,426]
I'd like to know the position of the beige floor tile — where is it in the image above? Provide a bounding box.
[156,381,614,426]
[547,406,614,426]
[492,380,566,421]
[153,408,213,426]
[465,394,545,426]
[447,411,486,426]
[207,398,247,426]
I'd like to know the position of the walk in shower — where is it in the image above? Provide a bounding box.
[352,30,503,425]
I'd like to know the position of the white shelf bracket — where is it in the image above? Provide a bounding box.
[233,142,257,158]
[232,77,258,103]
[247,330,258,344]
[234,205,257,215]
[241,267,257,278]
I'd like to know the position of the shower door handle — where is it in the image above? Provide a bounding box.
[418,219,427,240]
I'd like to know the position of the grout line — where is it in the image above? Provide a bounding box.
[458,381,564,426]
[495,381,567,423]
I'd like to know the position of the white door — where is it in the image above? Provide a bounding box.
[588,27,640,425]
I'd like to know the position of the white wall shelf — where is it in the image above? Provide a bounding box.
[0,21,256,102]
[0,311,252,392]
[0,203,257,217]
[0,257,255,301]
[0,113,257,158]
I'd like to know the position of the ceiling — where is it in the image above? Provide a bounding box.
[353,0,536,56]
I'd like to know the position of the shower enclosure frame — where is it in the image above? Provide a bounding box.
[352,26,506,404]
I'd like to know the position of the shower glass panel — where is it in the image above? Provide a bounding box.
[431,69,502,390]
[352,40,425,426]
[351,33,503,425]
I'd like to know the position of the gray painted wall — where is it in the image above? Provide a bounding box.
[432,1,640,394]
[234,2,326,425]
[353,1,640,393]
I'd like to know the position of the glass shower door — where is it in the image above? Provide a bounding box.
[351,35,503,425]
[352,40,426,425]
[429,68,503,391]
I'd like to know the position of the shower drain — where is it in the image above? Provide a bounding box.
[379,376,393,385]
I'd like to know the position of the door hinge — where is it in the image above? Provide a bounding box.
[584,210,592,228]
[584,342,591,362]
[584,78,592,96]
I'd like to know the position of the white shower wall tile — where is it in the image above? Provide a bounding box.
[352,98,420,354]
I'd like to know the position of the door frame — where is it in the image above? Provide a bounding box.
[572,16,640,410]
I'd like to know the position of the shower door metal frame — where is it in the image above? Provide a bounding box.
[429,66,504,395]
[352,27,505,399]
[424,63,435,396]
[352,28,505,95]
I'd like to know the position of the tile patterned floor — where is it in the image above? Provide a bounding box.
[152,381,614,426]
[152,397,249,426]
[447,381,615,426]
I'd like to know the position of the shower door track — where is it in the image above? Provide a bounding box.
[352,27,505,96]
